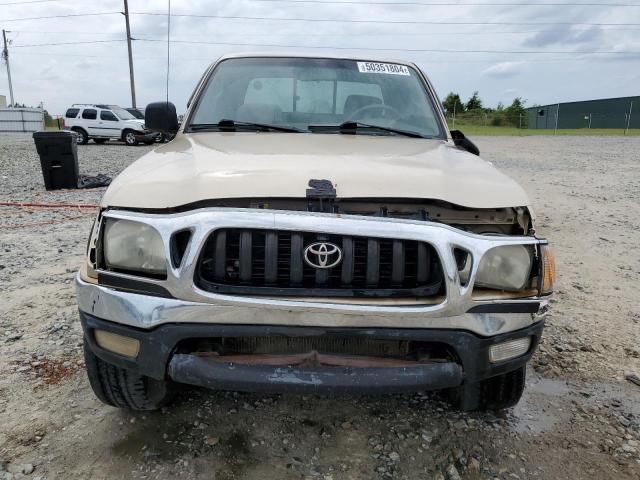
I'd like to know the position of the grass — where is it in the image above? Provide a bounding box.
[448,123,640,137]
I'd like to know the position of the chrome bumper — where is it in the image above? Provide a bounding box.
[76,274,544,336]
[77,208,548,336]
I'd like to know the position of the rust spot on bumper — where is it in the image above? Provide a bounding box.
[194,350,438,368]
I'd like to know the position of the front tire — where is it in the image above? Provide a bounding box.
[83,339,173,411]
[449,366,526,411]
[93,138,107,144]
[123,130,139,146]
[72,128,88,145]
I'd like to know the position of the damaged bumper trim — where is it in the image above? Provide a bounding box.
[167,354,464,394]
[79,310,544,388]
[76,274,540,336]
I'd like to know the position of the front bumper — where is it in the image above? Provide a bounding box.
[80,310,544,393]
[134,131,156,141]
[76,274,543,336]
[78,207,550,393]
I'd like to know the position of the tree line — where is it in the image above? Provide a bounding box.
[442,92,527,127]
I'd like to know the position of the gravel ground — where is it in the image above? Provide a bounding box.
[1,133,639,479]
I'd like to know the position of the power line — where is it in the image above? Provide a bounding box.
[0,0,63,5]
[135,37,640,55]
[130,27,633,37]
[0,12,120,22]
[131,11,640,26]
[249,0,640,6]
[9,50,632,63]
[10,51,131,58]
[12,26,640,37]
[10,30,126,35]
[11,39,124,48]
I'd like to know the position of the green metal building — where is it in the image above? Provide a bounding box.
[527,96,638,130]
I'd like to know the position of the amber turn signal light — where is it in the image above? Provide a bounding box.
[94,330,140,358]
[540,245,557,295]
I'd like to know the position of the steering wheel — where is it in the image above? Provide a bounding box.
[346,104,402,122]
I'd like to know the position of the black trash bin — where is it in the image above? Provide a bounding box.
[32,131,79,190]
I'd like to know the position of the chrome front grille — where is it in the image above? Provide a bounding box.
[196,229,444,298]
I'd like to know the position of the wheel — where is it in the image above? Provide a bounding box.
[83,338,173,411]
[156,133,167,143]
[93,138,107,144]
[449,366,526,411]
[73,128,88,145]
[123,130,139,146]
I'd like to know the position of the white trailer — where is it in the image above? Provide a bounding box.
[0,108,44,132]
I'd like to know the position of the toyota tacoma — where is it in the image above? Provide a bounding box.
[76,54,556,411]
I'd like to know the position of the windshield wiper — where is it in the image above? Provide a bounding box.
[308,121,427,139]
[190,119,304,133]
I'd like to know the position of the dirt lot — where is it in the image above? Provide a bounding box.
[1,134,639,480]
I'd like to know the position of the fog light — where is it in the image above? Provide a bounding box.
[489,337,531,363]
[94,330,140,358]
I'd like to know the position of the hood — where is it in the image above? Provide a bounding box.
[101,132,530,209]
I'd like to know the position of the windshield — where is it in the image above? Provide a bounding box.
[188,57,444,138]
[110,107,136,120]
[127,109,145,119]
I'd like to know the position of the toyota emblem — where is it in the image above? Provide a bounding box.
[304,242,342,269]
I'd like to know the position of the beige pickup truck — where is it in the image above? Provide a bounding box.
[76,53,555,411]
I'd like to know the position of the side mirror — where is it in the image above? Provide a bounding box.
[145,102,179,134]
[450,130,480,156]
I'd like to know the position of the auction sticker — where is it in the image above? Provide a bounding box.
[357,62,411,76]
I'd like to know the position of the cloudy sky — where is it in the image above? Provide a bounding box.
[1,0,639,115]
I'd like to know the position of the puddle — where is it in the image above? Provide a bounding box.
[527,376,571,396]
[508,375,572,434]
[507,374,640,434]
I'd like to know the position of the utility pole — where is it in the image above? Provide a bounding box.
[2,29,15,107]
[123,0,136,108]
[625,101,633,136]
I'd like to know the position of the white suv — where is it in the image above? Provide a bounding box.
[64,104,155,146]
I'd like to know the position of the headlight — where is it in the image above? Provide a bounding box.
[103,219,166,275]
[475,245,533,291]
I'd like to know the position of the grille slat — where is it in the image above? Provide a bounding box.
[341,236,354,285]
[366,238,380,287]
[391,240,405,287]
[214,230,226,281]
[264,231,278,284]
[417,242,430,283]
[239,231,252,282]
[197,229,443,298]
[290,233,304,285]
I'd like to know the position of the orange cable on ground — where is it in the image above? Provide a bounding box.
[0,202,98,229]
